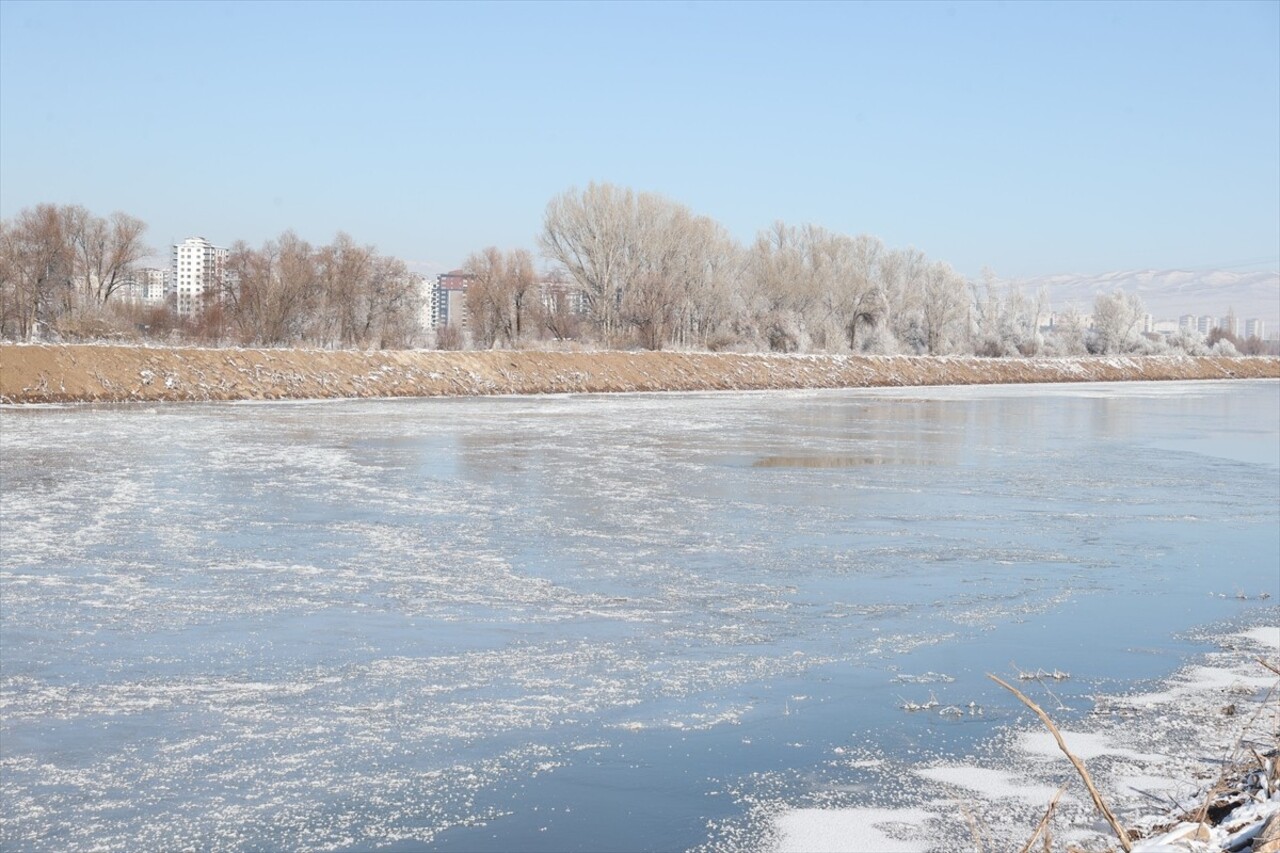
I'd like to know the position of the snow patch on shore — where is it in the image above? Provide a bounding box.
[1238,625,1280,649]
[1017,730,1163,763]
[774,807,933,853]
[916,766,1060,804]
[1124,663,1276,707]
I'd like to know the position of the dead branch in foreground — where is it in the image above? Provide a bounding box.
[987,673,1133,852]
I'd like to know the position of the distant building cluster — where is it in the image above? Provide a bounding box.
[1043,311,1267,341]
[112,236,231,317]
[1179,314,1265,341]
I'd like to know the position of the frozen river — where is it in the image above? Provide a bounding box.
[2,380,1277,851]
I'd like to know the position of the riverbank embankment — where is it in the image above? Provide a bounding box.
[1,344,1276,404]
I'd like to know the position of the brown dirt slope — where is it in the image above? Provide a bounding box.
[1,344,1276,404]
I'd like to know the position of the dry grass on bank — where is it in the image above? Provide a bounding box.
[1,344,1276,404]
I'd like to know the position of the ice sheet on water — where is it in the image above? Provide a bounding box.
[3,383,1277,851]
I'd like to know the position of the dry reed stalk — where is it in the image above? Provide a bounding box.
[960,802,987,853]
[1018,783,1067,853]
[1259,657,1280,677]
[987,673,1133,852]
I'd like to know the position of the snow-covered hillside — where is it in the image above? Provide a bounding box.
[1009,269,1279,329]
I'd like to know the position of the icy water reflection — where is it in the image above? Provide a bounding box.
[2,381,1277,851]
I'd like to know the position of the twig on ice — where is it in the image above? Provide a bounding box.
[987,673,1132,852]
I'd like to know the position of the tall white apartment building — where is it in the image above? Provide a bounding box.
[434,270,472,328]
[171,237,228,317]
[1245,319,1266,340]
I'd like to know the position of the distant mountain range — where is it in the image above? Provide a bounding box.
[1006,269,1279,329]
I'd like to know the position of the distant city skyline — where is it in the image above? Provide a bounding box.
[1,0,1277,282]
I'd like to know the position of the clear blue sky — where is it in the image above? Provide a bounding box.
[2,0,1277,279]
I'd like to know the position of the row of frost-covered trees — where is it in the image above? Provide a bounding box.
[1,188,1259,354]
[483,182,1214,355]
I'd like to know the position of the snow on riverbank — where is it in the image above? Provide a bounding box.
[1,343,1276,403]
[765,620,1279,853]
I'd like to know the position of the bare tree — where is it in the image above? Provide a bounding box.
[316,232,374,347]
[463,247,507,348]
[880,247,928,352]
[462,247,538,348]
[0,203,154,340]
[0,205,77,340]
[1047,305,1089,355]
[505,249,538,345]
[360,255,421,349]
[745,222,821,352]
[538,268,583,342]
[541,183,734,349]
[540,183,635,338]
[917,261,969,355]
[836,233,886,352]
[674,224,743,350]
[622,271,679,350]
[69,208,150,306]
[221,232,318,345]
[969,271,1044,356]
[626,200,717,350]
[0,221,17,338]
[1090,290,1145,355]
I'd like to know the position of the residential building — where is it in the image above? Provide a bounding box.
[422,287,440,328]
[171,237,228,317]
[434,270,473,328]
[140,268,169,304]
[1245,319,1266,340]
